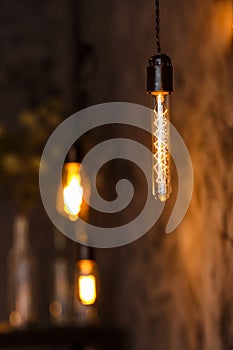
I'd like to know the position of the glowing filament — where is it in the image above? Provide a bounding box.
[63,163,83,220]
[78,275,96,305]
[152,93,171,201]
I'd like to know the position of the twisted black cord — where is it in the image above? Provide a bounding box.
[155,0,161,53]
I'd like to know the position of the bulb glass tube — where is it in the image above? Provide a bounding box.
[151,93,171,201]
[56,160,90,222]
[62,162,83,221]
[75,259,98,306]
[78,275,96,305]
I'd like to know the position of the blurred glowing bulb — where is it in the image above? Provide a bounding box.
[62,162,83,221]
[78,275,96,305]
[75,259,98,306]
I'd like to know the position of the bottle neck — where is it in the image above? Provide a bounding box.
[12,214,29,251]
[54,228,67,257]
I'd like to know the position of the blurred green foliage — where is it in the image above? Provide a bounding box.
[0,97,63,212]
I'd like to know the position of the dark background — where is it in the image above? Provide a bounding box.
[0,0,233,349]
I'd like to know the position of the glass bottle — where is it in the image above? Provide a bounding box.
[49,229,71,325]
[7,214,37,329]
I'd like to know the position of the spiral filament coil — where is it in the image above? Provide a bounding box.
[152,94,171,201]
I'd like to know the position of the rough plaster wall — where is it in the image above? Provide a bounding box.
[82,0,233,349]
[0,0,232,349]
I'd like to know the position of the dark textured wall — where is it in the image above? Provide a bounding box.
[81,0,233,349]
[0,1,232,349]
[0,0,77,325]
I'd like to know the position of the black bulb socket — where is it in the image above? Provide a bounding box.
[65,144,83,164]
[147,53,173,94]
[78,244,94,260]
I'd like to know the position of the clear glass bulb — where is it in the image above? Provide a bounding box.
[151,93,171,202]
[78,274,96,305]
[73,259,99,325]
[75,260,97,306]
[56,162,86,222]
[63,162,83,220]
[56,161,91,222]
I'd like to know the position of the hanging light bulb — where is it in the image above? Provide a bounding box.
[74,246,99,325]
[56,146,90,222]
[147,0,173,202]
[76,259,97,305]
[75,247,98,306]
[62,162,83,221]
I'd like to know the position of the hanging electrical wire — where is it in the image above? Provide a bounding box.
[155,0,161,53]
[147,0,173,202]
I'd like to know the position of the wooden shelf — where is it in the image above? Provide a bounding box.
[0,326,130,350]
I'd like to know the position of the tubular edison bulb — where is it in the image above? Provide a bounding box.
[62,162,83,221]
[73,247,99,325]
[79,274,96,305]
[76,259,97,306]
[147,53,173,202]
[152,93,171,201]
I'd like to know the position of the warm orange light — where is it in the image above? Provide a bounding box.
[63,163,83,221]
[49,301,62,319]
[78,275,96,305]
[9,311,22,328]
[76,259,97,306]
[152,93,171,202]
[210,1,233,48]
